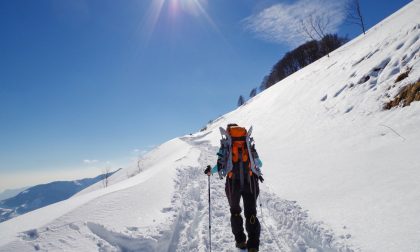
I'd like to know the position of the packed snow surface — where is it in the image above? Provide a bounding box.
[0,1,419,251]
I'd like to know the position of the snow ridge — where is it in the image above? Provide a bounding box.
[87,222,157,252]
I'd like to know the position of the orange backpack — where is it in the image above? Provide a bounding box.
[217,125,262,180]
[228,126,249,164]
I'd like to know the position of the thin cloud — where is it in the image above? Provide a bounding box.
[133,145,156,156]
[243,0,347,46]
[133,149,149,157]
[83,159,99,164]
[140,150,148,155]
[132,148,148,155]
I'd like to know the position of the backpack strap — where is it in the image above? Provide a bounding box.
[218,125,262,178]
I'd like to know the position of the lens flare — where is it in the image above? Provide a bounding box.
[140,0,166,44]
[137,0,222,45]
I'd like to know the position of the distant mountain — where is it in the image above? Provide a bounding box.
[0,170,119,223]
[0,187,29,201]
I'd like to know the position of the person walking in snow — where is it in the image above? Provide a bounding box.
[205,123,264,252]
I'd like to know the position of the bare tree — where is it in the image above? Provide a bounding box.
[102,167,111,188]
[299,14,333,56]
[237,95,245,107]
[299,13,330,41]
[137,159,143,173]
[345,0,366,34]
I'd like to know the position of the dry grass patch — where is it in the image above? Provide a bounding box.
[384,80,420,109]
[395,67,412,83]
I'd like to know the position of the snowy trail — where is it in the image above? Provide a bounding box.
[175,134,356,252]
[0,134,356,252]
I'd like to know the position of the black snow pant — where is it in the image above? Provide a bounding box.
[225,175,260,249]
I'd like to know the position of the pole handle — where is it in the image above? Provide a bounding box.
[207,169,212,252]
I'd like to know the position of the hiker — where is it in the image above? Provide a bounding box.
[204,123,263,252]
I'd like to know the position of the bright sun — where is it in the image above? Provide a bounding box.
[169,0,203,16]
[139,0,220,43]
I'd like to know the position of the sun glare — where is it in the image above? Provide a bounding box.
[140,0,221,44]
[172,0,203,17]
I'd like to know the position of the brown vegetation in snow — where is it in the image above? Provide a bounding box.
[384,80,420,109]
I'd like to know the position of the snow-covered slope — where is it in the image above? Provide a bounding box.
[0,173,118,223]
[0,1,419,251]
[0,138,200,251]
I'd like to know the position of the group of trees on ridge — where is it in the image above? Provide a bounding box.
[261,34,347,90]
[236,0,366,107]
[237,34,347,107]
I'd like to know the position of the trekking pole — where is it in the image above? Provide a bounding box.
[207,165,212,252]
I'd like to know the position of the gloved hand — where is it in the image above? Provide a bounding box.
[258,176,264,183]
[204,165,211,176]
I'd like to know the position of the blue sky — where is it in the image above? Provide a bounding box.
[0,0,411,190]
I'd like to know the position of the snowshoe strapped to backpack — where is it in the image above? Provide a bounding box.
[217,125,262,180]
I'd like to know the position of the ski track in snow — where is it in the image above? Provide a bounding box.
[170,135,356,252]
[0,135,356,252]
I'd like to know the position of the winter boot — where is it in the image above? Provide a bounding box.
[248,248,259,252]
[235,241,247,249]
